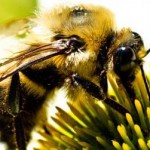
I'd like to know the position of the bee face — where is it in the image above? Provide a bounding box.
[35,5,116,77]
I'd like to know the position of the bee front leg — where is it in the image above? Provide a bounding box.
[6,73,26,150]
[139,62,150,101]
[72,74,105,100]
[72,74,129,116]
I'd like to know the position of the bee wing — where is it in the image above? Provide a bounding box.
[0,40,68,81]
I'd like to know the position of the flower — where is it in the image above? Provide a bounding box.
[37,56,150,150]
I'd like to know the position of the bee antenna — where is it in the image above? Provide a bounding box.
[145,48,150,56]
[139,63,150,101]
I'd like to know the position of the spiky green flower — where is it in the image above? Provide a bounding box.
[36,56,150,150]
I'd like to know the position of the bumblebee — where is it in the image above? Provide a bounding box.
[0,4,149,150]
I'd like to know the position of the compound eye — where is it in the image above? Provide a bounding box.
[115,46,136,65]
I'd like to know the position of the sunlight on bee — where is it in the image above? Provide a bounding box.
[47,88,70,126]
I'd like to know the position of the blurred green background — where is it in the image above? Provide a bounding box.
[0,0,38,24]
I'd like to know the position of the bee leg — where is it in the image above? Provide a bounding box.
[14,115,26,150]
[7,73,26,150]
[119,75,136,101]
[72,74,129,116]
[139,49,150,101]
[72,74,105,100]
[140,63,150,100]
[99,70,108,94]
[117,61,150,103]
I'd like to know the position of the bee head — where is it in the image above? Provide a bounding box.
[34,4,116,77]
[112,29,147,79]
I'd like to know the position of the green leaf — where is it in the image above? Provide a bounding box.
[0,0,37,24]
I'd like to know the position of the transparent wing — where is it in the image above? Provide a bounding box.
[0,39,69,81]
